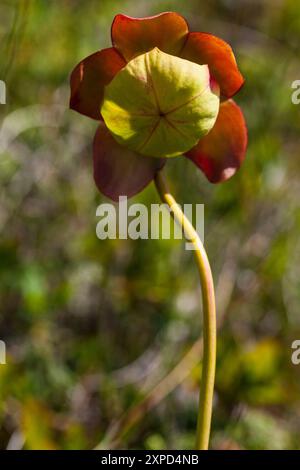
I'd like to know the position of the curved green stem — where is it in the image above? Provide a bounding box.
[154,170,216,450]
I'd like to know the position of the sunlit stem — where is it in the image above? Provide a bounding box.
[154,170,216,450]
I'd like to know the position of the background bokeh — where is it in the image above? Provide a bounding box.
[1,0,300,450]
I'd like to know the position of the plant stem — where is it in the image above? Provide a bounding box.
[154,170,216,450]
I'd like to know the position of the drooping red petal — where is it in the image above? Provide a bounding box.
[186,100,247,183]
[93,124,165,201]
[111,12,189,62]
[70,48,126,120]
[181,32,244,99]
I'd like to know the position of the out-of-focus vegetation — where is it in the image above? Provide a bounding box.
[1,0,300,450]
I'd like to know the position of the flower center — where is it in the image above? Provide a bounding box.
[101,48,220,158]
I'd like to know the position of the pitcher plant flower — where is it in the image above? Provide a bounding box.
[69,12,247,450]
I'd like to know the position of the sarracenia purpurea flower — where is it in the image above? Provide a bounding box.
[69,12,247,450]
[70,12,247,201]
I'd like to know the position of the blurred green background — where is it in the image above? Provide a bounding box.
[1,0,300,450]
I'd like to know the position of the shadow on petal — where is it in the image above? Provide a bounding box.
[181,32,244,99]
[186,100,247,183]
[70,48,126,120]
[93,124,165,201]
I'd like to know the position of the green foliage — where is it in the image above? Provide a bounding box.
[0,0,300,450]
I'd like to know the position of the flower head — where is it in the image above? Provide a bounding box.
[70,12,247,201]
